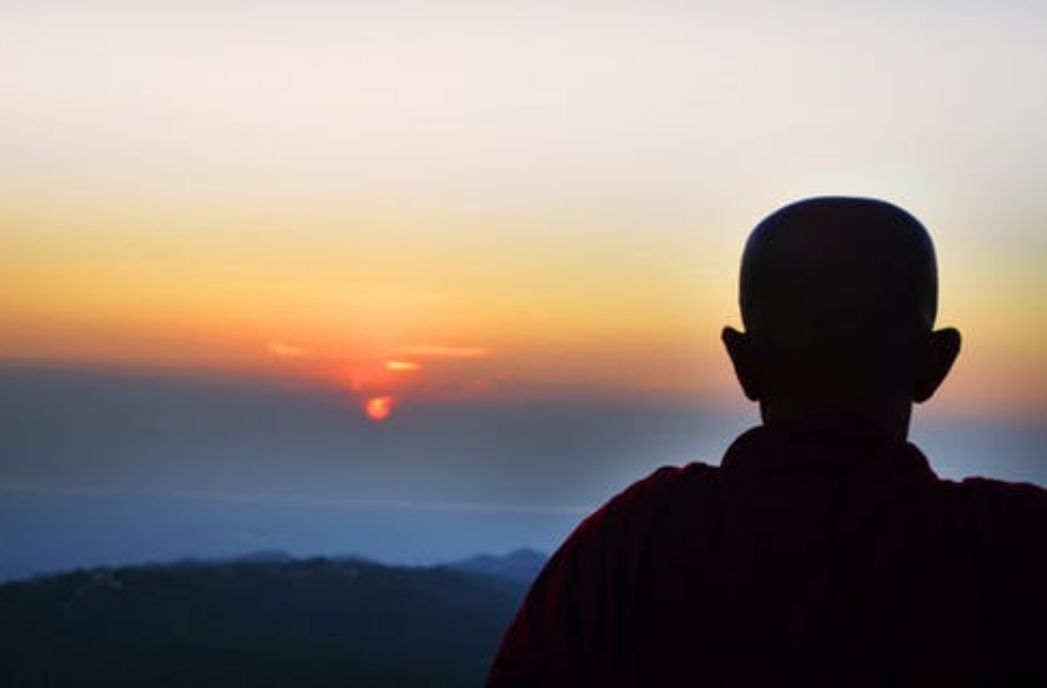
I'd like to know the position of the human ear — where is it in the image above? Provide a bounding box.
[913,327,961,403]
[722,326,760,401]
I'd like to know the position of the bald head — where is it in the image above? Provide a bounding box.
[742,197,938,352]
[722,197,961,438]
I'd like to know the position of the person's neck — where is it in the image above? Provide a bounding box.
[759,398,912,442]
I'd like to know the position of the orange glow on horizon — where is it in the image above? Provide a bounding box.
[2,198,1045,420]
[365,395,395,421]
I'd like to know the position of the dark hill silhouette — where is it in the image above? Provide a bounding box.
[0,553,538,687]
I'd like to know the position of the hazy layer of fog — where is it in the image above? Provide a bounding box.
[2,365,1043,581]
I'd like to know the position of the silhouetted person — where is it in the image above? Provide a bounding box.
[487,197,1047,686]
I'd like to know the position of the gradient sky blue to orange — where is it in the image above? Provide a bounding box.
[2,0,1046,421]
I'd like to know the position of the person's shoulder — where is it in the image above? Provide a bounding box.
[943,475,1047,549]
[565,461,719,549]
[601,461,719,519]
[953,474,1047,513]
[531,461,719,588]
[487,462,720,685]
[949,478,1047,680]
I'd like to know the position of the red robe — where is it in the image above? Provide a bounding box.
[487,423,1047,686]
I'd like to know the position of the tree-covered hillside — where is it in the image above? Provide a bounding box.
[0,556,534,686]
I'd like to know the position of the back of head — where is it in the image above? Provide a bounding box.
[724,196,959,435]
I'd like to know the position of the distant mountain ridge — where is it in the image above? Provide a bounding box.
[169,548,545,579]
[0,551,545,686]
[176,547,547,582]
[228,549,298,564]
[445,547,547,584]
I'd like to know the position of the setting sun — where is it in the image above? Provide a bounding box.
[365,395,395,422]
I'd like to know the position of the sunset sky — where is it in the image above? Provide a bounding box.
[1,1,1046,577]
[3,0,1046,419]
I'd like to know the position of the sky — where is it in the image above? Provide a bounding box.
[1,1,1046,578]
